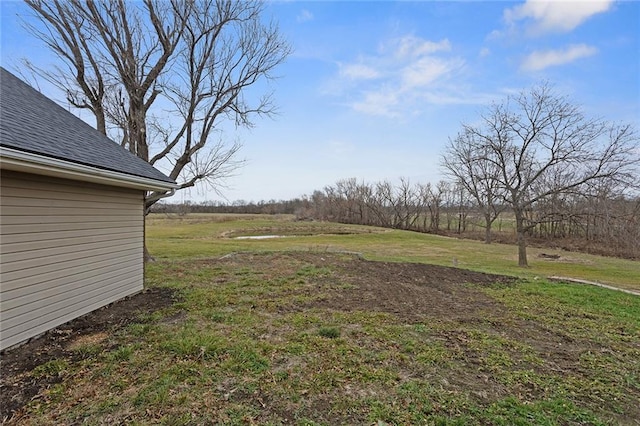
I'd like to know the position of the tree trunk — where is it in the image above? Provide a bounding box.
[484,212,492,244]
[514,209,529,267]
[95,105,107,136]
[144,244,156,263]
[129,97,149,161]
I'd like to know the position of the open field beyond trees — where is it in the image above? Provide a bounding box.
[2,214,639,424]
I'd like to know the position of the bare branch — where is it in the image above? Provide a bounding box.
[22,0,291,209]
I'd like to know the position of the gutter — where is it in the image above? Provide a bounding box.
[0,146,178,192]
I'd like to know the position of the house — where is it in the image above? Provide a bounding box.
[0,68,177,351]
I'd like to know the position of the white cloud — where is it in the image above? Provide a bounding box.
[505,0,614,35]
[420,89,498,106]
[339,63,381,80]
[401,56,462,89]
[389,36,451,58]
[330,35,467,117]
[479,47,491,58]
[351,89,400,118]
[521,44,598,71]
[296,9,314,23]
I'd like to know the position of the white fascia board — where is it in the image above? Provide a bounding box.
[0,146,178,192]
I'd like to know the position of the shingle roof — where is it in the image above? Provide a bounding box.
[0,67,175,185]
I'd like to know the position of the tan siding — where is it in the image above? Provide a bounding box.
[1,205,141,217]
[0,170,146,351]
[1,256,140,304]
[2,264,140,323]
[1,248,142,290]
[1,172,144,200]
[1,280,141,350]
[1,239,142,267]
[0,214,142,225]
[0,190,140,207]
[0,227,142,254]
[3,272,142,331]
[0,221,141,236]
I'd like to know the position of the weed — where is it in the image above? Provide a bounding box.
[32,359,69,378]
[161,325,224,361]
[317,327,340,339]
[107,345,136,362]
[72,343,103,359]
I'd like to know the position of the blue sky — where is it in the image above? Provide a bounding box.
[1,1,639,203]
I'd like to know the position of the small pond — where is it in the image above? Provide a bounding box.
[233,235,287,240]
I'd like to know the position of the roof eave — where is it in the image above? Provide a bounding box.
[0,146,178,192]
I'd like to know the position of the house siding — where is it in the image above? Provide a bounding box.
[0,170,145,350]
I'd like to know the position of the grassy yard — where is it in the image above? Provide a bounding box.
[146,213,640,291]
[2,214,639,424]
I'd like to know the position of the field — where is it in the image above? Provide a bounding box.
[2,214,639,424]
[146,214,639,291]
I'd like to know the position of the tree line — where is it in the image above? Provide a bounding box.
[298,177,639,261]
[152,198,305,216]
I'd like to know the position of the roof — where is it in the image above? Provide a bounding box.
[0,67,176,189]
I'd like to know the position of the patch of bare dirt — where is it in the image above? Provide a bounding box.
[0,287,179,423]
[291,254,515,322]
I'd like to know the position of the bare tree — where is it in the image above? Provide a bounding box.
[442,127,507,243]
[394,177,421,230]
[22,0,291,210]
[447,83,639,266]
